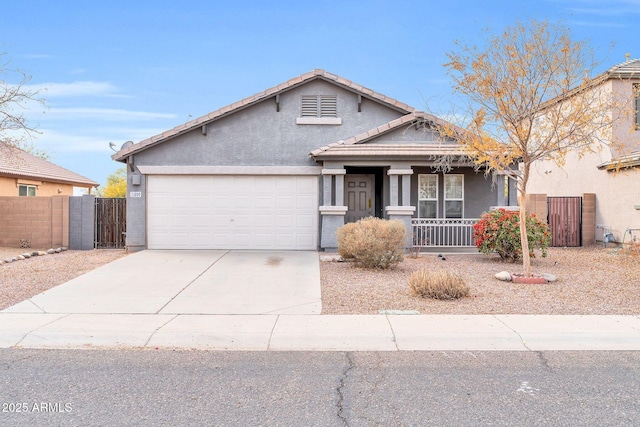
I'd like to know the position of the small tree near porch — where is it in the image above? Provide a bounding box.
[441,20,625,277]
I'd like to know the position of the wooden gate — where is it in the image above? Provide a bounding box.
[547,197,581,247]
[95,198,126,249]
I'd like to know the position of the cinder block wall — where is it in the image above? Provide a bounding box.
[68,195,95,250]
[582,193,596,246]
[0,195,69,249]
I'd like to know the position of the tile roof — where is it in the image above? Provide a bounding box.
[597,149,640,171]
[604,58,640,79]
[0,145,99,187]
[113,69,418,162]
[309,143,468,160]
[310,112,467,159]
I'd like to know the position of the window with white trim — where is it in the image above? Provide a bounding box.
[418,174,438,218]
[444,174,464,218]
[18,184,37,197]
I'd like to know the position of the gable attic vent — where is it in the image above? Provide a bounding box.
[301,95,337,117]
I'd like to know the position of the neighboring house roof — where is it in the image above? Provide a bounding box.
[597,149,640,171]
[0,145,99,187]
[113,69,418,162]
[599,58,640,80]
[539,58,640,112]
[310,112,468,160]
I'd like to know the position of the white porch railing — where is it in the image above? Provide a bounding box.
[411,218,479,248]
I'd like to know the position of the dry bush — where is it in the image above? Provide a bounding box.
[336,217,406,269]
[408,268,470,300]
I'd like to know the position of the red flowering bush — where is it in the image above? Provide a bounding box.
[473,209,551,262]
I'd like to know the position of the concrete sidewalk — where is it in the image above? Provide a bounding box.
[1,313,639,351]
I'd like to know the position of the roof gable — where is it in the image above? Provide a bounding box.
[0,145,99,187]
[310,112,467,160]
[113,69,418,161]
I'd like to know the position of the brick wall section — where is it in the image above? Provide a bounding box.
[0,196,69,249]
[582,193,596,246]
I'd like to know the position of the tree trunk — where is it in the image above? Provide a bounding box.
[518,165,532,277]
[518,190,532,277]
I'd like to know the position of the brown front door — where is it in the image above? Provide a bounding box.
[345,174,374,223]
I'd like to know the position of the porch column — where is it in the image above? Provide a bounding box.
[320,168,347,250]
[386,168,416,247]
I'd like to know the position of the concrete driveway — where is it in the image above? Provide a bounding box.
[3,250,321,315]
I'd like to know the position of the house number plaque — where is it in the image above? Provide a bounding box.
[129,192,142,198]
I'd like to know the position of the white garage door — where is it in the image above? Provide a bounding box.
[147,175,318,250]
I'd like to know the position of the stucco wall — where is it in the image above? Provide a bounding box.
[528,148,640,242]
[0,196,70,249]
[528,78,640,243]
[134,80,404,168]
[124,79,408,250]
[0,176,76,197]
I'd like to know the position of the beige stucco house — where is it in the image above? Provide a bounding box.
[527,58,640,244]
[0,145,98,196]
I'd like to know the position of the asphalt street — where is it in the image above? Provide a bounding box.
[1,349,639,426]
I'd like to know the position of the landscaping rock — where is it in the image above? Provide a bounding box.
[4,258,13,263]
[17,255,25,260]
[55,248,62,253]
[47,249,56,254]
[541,273,558,282]
[37,251,48,256]
[495,271,512,281]
[22,253,31,259]
[32,251,39,256]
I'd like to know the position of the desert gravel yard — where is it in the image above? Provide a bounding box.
[320,247,640,315]
[0,247,127,310]
[1,246,639,315]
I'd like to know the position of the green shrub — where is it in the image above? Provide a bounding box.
[336,217,406,269]
[408,268,469,300]
[473,208,551,262]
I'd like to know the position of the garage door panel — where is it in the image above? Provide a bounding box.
[147,175,318,250]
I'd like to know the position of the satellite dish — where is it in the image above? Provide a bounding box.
[121,141,134,150]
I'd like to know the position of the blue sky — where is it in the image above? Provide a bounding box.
[1,0,639,188]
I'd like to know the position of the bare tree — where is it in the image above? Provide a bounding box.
[0,53,44,150]
[441,20,627,277]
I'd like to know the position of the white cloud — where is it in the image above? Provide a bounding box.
[29,81,126,98]
[20,53,55,59]
[42,107,177,121]
[31,126,167,153]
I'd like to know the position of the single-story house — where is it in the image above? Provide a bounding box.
[527,58,640,244]
[113,69,517,252]
[0,145,99,196]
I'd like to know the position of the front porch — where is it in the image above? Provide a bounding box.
[308,112,517,251]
